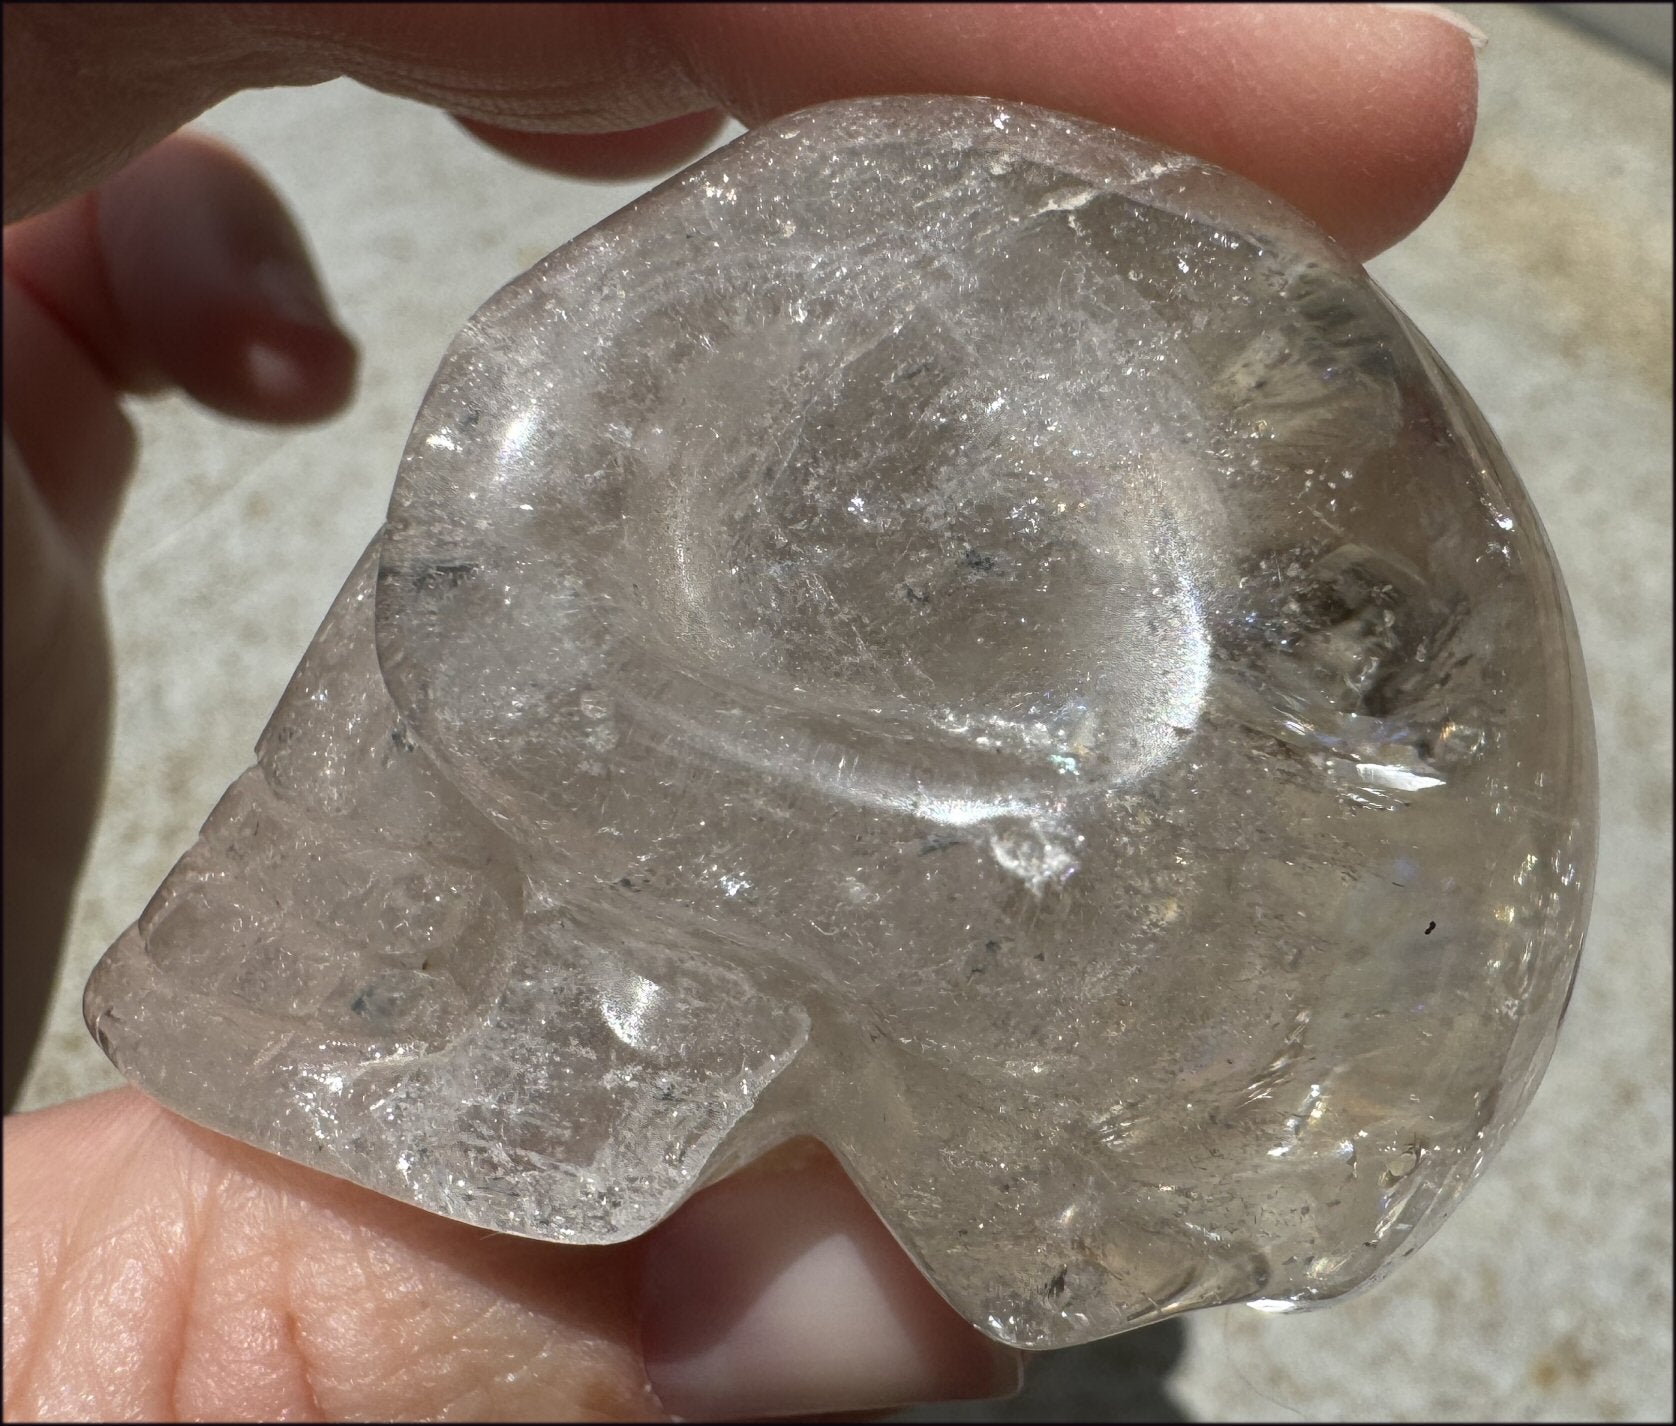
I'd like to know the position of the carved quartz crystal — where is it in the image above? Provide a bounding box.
[85,97,1596,1347]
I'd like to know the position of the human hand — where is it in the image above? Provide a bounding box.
[3,4,1482,1419]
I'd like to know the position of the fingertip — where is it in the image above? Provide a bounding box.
[649,1,1480,260]
[229,318,359,426]
[1373,4,1489,55]
[1187,1,1481,259]
[95,130,360,424]
[455,109,731,183]
[1309,3,1482,258]
[638,1141,1021,1421]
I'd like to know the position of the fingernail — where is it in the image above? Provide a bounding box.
[639,1146,1023,1421]
[1374,3,1489,51]
[244,340,315,405]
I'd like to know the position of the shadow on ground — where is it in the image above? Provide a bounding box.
[890,1320,1189,1423]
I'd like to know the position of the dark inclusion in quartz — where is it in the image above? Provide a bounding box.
[85,97,1596,1348]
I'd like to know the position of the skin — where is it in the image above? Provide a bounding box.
[2,4,1479,1419]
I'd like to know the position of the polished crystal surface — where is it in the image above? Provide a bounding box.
[85,97,1596,1348]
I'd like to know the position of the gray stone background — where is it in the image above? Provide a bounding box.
[14,4,1672,1421]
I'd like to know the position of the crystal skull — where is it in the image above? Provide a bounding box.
[84,96,1596,1347]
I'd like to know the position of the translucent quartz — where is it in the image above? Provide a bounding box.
[85,97,1596,1347]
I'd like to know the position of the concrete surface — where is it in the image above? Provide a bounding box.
[14,3,1671,1421]
[1550,2,1673,70]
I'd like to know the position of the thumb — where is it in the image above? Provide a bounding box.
[3,1089,1018,1421]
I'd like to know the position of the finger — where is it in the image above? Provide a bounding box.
[1,261,127,1108]
[2,127,355,1108]
[456,110,732,183]
[639,1141,1022,1419]
[6,3,1479,258]
[1,271,137,558]
[259,0,1487,258]
[5,129,358,438]
[4,1088,643,1421]
[3,1090,1018,1421]
[654,0,1482,259]
[1,441,111,1112]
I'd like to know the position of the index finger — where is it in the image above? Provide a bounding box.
[4,2,1480,257]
